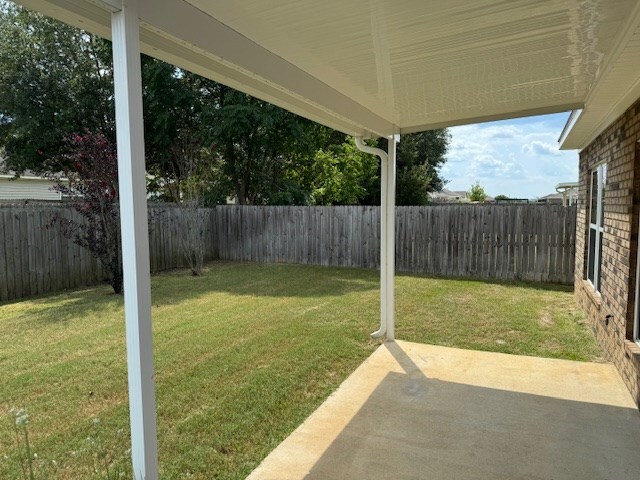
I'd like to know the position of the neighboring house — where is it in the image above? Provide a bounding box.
[574,97,640,406]
[538,193,564,205]
[429,188,470,203]
[430,189,494,203]
[555,181,579,206]
[1,159,162,201]
[535,183,578,206]
[0,167,64,201]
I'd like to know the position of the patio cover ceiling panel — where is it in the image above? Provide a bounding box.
[191,0,618,131]
[16,0,640,148]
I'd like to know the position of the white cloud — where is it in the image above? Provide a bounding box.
[475,155,525,179]
[522,141,561,156]
[443,113,578,198]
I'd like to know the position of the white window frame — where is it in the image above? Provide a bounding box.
[587,163,606,293]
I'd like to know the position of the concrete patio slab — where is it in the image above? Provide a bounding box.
[247,340,640,480]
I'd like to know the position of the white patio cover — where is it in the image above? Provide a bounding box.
[18,0,640,147]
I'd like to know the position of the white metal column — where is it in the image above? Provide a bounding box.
[112,1,159,479]
[384,135,398,341]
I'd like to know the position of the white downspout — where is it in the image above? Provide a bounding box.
[355,136,397,341]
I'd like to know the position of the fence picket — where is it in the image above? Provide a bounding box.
[0,203,576,302]
[211,205,575,285]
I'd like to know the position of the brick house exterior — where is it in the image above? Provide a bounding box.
[575,97,640,408]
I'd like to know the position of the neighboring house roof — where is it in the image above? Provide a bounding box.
[448,190,470,199]
[430,189,494,203]
[0,158,51,180]
[540,193,563,200]
[0,170,58,181]
[430,189,469,201]
[538,193,565,203]
[538,183,579,205]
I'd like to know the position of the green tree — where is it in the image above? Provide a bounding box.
[286,138,378,205]
[469,182,488,202]
[208,86,325,205]
[397,130,450,202]
[0,2,114,173]
[363,130,450,205]
[141,58,226,205]
[0,6,227,202]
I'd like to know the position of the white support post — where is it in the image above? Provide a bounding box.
[112,1,158,479]
[379,143,389,339]
[385,135,398,341]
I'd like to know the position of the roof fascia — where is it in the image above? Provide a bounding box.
[561,74,640,150]
[400,102,583,134]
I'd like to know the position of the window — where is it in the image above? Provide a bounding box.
[636,229,640,343]
[587,163,606,292]
[636,194,640,346]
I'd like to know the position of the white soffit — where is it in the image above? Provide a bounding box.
[16,0,640,146]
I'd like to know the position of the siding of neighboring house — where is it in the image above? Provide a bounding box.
[0,177,62,201]
[575,96,640,408]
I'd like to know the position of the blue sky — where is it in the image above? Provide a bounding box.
[443,112,578,199]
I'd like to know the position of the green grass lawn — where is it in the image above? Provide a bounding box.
[0,262,601,479]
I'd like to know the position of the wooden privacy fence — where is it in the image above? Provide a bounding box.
[216,205,380,269]
[216,204,576,284]
[0,203,217,302]
[0,203,576,302]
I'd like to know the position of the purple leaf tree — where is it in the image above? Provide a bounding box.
[50,133,123,293]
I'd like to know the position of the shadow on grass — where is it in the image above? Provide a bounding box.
[2,261,574,325]
[0,283,123,329]
[2,262,379,324]
[395,270,574,293]
[149,262,380,306]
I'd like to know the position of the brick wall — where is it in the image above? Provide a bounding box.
[575,97,640,408]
